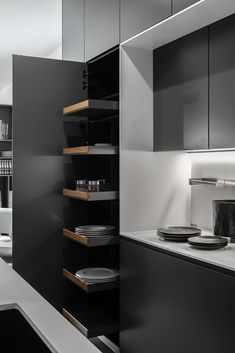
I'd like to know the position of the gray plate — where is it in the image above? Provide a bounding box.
[188,235,228,248]
[158,226,201,236]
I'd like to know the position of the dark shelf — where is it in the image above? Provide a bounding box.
[63,99,119,119]
[63,306,118,338]
[63,268,119,293]
[63,189,118,201]
[63,228,119,247]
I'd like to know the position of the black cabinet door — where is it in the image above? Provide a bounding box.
[153,28,208,151]
[85,0,119,61]
[120,238,235,353]
[172,0,200,14]
[209,15,235,149]
[120,0,171,43]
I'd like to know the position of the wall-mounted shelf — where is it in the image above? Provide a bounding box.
[63,99,119,119]
[63,189,118,201]
[63,268,119,293]
[189,178,235,188]
[62,307,118,338]
[63,228,118,247]
[63,145,118,156]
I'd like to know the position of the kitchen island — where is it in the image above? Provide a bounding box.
[0,258,101,353]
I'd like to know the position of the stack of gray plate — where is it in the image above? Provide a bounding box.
[157,226,201,242]
[75,267,119,283]
[188,235,228,250]
[75,225,115,237]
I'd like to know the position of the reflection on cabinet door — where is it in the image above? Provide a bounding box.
[85,0,119,62]
[120,0,171,43]
[209,15,235,149]
[172,0,200,14]
[153,27,209,151]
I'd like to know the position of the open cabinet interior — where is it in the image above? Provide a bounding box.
[62,48,119,346]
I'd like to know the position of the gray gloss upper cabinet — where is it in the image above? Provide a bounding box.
[85,0,119,62]
[209,15,235,149]
[172,0,200,14]
[62,0,85,62]
[120,0,171,43]
[153,28,209,151]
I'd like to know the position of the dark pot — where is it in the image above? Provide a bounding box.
[213,200,235,240]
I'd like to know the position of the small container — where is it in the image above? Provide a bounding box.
[88,179,106,192]
[75,180,87,191]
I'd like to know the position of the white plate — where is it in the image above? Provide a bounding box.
[94,143,112,147]
[75,267,119,281]
[76,225,115,232]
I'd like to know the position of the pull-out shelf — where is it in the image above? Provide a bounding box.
[63,145,118,155]
[63,228,119,247]
[63,99,119,119]
[63,307,118,338]
[63,189,118,201]
[63,268,119,293]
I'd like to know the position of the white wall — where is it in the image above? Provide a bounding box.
[120,46,191,232]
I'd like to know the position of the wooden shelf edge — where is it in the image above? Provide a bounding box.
[63,189,118,201]
[63,268,119,293]
[63,146,118,155]
[62,308,118,338]
[63,100,89,115]
[63,228,119,247]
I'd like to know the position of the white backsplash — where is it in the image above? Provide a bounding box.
[190,151,235,231]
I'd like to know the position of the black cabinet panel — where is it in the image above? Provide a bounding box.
[120,0,171,43]
[85,0,119,61]
[153,28,208,151]
[13,56,87,310]
[209,15,235,149]
[120,238,235,353]
[172,0,199,14]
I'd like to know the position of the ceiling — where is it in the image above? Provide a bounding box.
[0,0,62,92]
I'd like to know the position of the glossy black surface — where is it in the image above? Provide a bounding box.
[213,200,235,240]
[172,0,199,14]
[209,15,235,149]
[120,238,235,353]
[153,27,209,151]
[0,309,51,353]
[13,55,87,310]
[120,0,171,42]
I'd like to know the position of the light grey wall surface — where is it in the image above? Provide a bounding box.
[191,151,235,231]
[62,0,85,62]
[85,0,119,61]
[120,46,191,232]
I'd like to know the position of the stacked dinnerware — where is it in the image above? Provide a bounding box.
[75,225,115,237]
[75,267,119,283]
[157,226,201,242]
[188,235,228,250]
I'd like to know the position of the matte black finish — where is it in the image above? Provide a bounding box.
[62,0,85,62]
[172,0,199,14]
[0,309,51,352]
[85,0,119,61]
[154,28,209,151]
[13,55,86,310]
[120,238,235,353]
[209,15,235,149]
[120,0,171,42]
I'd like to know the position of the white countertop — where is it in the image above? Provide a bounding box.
[0,258,101,353]
[121,230,235,273]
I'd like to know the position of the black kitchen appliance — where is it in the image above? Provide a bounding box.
[213,200,235,242]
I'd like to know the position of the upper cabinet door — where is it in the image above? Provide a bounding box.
[153,28,209,151]
[85,0,119,62]
[120,0,171,43]
[172,0,200,14]
[62,0,85,62]
[209,15,235,149]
